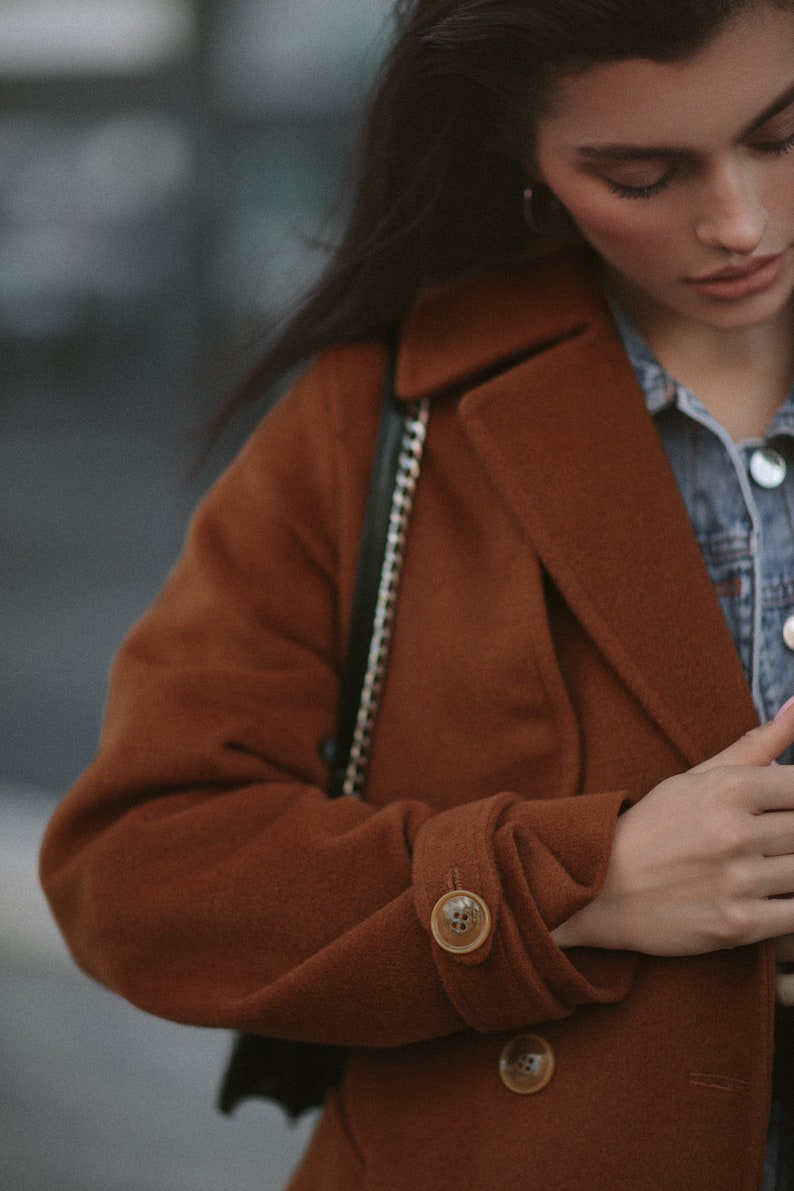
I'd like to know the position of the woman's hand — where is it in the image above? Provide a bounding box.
[552,702,794,956]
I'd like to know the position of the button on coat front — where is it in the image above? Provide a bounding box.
[499,1033,555,1094]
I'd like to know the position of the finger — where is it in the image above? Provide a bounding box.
[761,854,794,898]
[750,896,794,944]
[694,698,794,773]
[727,769,794,815]
[754,809,794,855]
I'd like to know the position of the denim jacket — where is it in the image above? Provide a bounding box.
[610,303,794,755]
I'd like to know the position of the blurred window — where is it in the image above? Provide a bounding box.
[0,0,396,341]
[0,113,193,337]
[213,0,392,115]
[0,0,195,76]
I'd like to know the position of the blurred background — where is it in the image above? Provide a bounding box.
[1,2,391,1187]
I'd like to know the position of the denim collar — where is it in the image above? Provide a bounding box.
[605,290,794,441]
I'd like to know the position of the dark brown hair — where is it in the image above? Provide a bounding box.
[212,0,785,430]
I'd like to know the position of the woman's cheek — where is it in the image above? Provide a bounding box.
[567,200,674,264]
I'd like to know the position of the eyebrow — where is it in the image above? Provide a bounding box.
[576,79,794,162]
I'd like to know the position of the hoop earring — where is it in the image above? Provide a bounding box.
[523,183,557,233]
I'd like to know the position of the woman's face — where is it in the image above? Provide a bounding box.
[533,2,794,337]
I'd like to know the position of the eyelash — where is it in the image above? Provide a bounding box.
[754,129,794,156]
[606,177,670,200]
[604,129,794,200]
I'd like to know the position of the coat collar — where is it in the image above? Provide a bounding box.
[397,248,758,767]
[395,248,598,401]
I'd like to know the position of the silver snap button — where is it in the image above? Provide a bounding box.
[784,615,794,651]
[749,448,787,489]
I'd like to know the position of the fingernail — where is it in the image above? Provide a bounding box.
[775,696,794,720]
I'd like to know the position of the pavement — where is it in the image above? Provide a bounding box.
[1,784,316,1191]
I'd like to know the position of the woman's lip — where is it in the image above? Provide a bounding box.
[685,254,784,300]
[691,254,782,283]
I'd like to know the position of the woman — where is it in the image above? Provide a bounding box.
[40,1,794,1186]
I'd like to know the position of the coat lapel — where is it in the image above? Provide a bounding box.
[397,250,758,767]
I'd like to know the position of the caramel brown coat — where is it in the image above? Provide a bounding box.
[40,249,773,1190]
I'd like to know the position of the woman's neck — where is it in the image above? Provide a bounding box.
[609,279,794,442]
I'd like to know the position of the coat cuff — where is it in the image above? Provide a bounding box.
[412,791,636,1032]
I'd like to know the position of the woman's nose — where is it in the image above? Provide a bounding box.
[694,162,767,255]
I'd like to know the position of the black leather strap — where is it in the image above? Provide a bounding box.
[326,334,405,799]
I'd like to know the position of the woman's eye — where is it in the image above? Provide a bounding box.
[750,129,794,156]
[603,174,671,200]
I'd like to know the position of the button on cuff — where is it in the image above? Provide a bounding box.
[430,890,492,954]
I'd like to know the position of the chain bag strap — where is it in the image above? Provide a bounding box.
[219,340,429,1117]
[331,392,429,799]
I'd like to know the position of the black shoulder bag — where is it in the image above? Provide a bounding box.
[218,340,430,1119]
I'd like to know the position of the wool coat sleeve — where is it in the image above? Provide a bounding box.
[40,342,636,1048]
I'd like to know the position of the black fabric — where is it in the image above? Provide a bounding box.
[765,1008,794,1190]
[774,1007,794,1101]
[218,1035,347,1119]
[218,338,406,1118]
